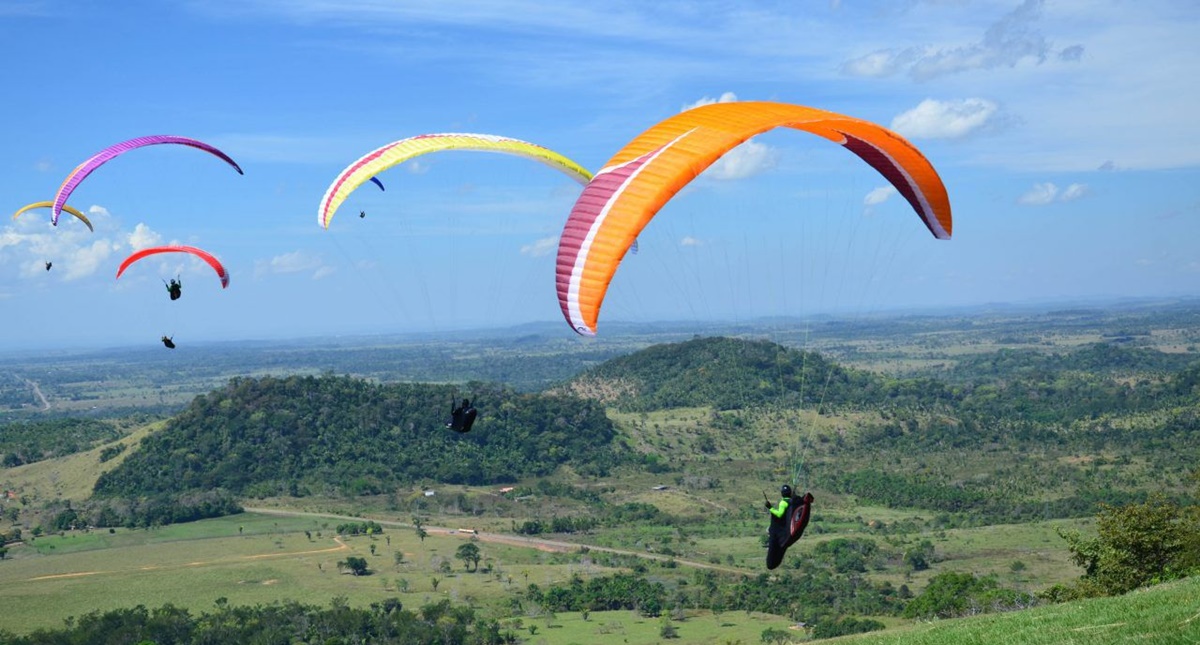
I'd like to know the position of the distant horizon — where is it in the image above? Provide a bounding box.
[5,293,1195,358]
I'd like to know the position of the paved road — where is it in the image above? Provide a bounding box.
[244,506,754,577]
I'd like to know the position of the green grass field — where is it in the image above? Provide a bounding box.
[837,576,1200,645]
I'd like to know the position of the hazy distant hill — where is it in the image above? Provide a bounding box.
[93,375,623,498]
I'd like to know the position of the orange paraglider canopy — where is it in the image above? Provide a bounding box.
[556,100,952,336]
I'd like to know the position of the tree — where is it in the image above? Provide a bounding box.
[337,556,369,576]
[413,517,428,543]
[393,550,406,568]
[431,577,441,592]
[1059,494,1198,596]
[456,542,482,572]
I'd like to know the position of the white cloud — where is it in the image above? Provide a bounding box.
[864,186,897,206]
[62,239,121,281]
[520,236,557,257]
[1018,182,1059,205]
[1018,182,1089,205]
[891,98,999,140]
[841,47,924,78]
[1059,183,1088,202]
[34,159,52,172]
[682,91,739,111]
[0,211,125,282]
[128,223,162,250]
[842,0,1082,82]
[255,249,332,279]
[680,236,702,247]
[704,139,778,180]
[678,92,779,181]
[406,159,430,175]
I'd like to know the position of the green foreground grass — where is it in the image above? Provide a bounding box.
[836,575,1200,645]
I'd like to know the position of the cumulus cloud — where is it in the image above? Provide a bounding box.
[520,236,557,257]
[678,93,779,180]
[864,186,897,206]
[704,139,779,180]
[891,98,999,140]
[0,203,153,282]
[682,91,739,111]
[128,223,162,250]
[62,239,121,281]
[1018,181,1088,205]
[254,250,332,279]
[680,236,702,247]
[842,0,1082,82]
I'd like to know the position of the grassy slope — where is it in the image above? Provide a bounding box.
[833,576,1200,645]
[0,420,164,503]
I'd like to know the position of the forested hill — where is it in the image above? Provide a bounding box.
[562,336,950,412]
[93,375,622,498]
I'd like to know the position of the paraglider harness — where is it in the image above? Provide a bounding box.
[446,398,478,433]
[44,261,52,271]
[764,487,814,570]
[165,277,182,301]
[161,335,176,349]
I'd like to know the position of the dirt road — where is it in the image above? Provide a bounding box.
[245,506,753,577]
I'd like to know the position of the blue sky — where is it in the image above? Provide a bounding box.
[1,0,1198,349]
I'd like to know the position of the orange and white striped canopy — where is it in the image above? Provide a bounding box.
[555,101,953,336]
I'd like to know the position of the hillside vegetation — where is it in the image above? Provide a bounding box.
[93,375,623,499]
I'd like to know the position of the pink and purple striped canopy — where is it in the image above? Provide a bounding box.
[51,135,243,225]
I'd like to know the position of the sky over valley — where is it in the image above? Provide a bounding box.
[1,0,1197,349]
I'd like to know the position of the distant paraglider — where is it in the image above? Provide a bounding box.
[161,335,176,349]
[44,261,52,271]
[116,245,230,290]
[446,398,478,433]
[165,277,182,301]
[13,201,94,232]
[51,135,243,225]
[318,132,594,229]
[555,100,953,336]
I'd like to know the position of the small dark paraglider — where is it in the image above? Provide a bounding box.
[446,398,478,433]
[165,277,182,301]
[359,210,366,219]
[161,335,176,349]
[44,261,52,271]
[764,484,814,570]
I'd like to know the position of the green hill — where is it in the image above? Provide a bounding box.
[562,336,951,413]
[835,575,1200,644]
[93,374,623,499]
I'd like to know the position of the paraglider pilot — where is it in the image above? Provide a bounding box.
[161,335,176,349]
[765,484,792,517]
[446,398,478,433]
[44,261,52,271]
[765,484,814,570]
[359,210,366,218]
[165,277,182,301]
